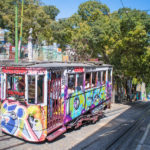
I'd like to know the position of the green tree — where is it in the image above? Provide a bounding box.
[67,1,119,61]
[43,5,60,20]
[0,0,59,44]
[50,18,73,49]
[78,0,109,21]
[110,8,150,95]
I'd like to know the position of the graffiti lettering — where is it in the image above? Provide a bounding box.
[74,68,84,73]
[7,90,24,96]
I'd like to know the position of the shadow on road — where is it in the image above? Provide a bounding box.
[70,101,150,150]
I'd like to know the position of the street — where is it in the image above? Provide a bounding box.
[0,101,150,150]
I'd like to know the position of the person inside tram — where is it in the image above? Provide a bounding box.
[92,72,97,87]
[85,73,90,89]
[18,76,25,92]
[68,83,75,95]
[68,75,75,95]
[85,80,90,89]
[76,74,83,91]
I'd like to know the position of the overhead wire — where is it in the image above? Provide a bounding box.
[120,0,133,21]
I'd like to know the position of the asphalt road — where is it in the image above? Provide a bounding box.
[0,101,150,150]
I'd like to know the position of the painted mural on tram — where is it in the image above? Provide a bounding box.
[0,62,112,142]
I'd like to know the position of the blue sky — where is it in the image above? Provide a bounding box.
[42,0,150,19]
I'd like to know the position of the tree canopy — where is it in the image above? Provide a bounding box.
[0,0,60,44]
[50,1,150,88]
[0,0,150,88]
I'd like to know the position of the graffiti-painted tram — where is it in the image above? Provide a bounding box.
[0,62,112,142]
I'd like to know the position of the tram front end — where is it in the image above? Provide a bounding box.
[0,66,48,142]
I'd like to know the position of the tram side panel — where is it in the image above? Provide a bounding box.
[64,85,109,122]
[64,68,112,124]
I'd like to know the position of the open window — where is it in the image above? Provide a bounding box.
[68,74,75,94]
[6,74,25,100]
[1,74,4,99]
[76,73,83,91]
[102,71,106,84]
[28,75,45,104]
[85,72,91,89]
[37,75,44,104]
[0,74,1,99]
[28,75,35,104]
[98,71,102,84]
[92,72,97,87]
[108,70,112,83]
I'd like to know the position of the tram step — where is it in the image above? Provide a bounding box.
[47,126,66,141]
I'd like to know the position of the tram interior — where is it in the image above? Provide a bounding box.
[6,73,44,103]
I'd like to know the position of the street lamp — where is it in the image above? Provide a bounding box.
[18,0,24,59]
[15,1,18,63]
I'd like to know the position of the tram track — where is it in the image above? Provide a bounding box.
[105,104,150,150]
[79,102,150,150]
[0,134,8,138]
[0,142,26,150]
[0,136,13,141]
[0,130,26,150]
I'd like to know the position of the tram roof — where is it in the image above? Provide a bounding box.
[0,60,112,69]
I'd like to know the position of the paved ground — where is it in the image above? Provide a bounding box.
[1,101,150,150]
[72,101,150,150]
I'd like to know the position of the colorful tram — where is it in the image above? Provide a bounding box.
[0,62,112,142]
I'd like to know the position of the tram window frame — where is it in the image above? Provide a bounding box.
[68,74,76,94]
[0,74,2,99]
[28,74,45,104]
[98,71,102,84]
[28,75,36,104]
[85,72,91,89]
[76,73,84,91]
[108,70,111,82]
[0,74,4,99]
[0,74,1,99]
[102,71,106,84]
[92,72,97,87]
[6,74,25,100]
[37,75,44,104]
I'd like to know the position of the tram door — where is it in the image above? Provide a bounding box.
[47,72,63,132]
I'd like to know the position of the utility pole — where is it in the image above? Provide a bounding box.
[15,2,18,63]
[18,0,24,59]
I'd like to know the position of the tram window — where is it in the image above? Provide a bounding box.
[85,73,91,89]
[102,71,106,84]
[68,74,75,94]
[1,74,4,99]
[28,75,35,104]
[77,73,83,91]
[7,75,13,90]
[92,72,97,87]
[108,70,111,82]
[7,74,25,100]
[37,75,44,104]
[0,74,1,98]
[98,72,101,84]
